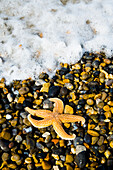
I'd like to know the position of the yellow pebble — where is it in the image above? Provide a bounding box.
[103,105,110,111]
[87,130,99,136]
[66,154,73,163]
[109,140,113,148]
[40,83,50,92]
[104,150,111,159]
[87,99,94,105]
[64,105,74,114]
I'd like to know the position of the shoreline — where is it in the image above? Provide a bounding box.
[0,51,113,169]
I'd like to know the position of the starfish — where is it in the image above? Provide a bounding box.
[25,98,85,140]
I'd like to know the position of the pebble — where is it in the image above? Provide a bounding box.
[75,145,86,155]
[42,160,51,170]
[36,142,44,149]
[0,139,9,151]
[25,157,32,164]
[40,83,50,92]
[6,114,12,120]
[1,131,11,140]
[64,105,74,114]
[15,135,22,143]
[60,87,68,96]
[11,154,20,162]
[19,86,29,95]
[75,151,87,168]
[73,137,83,147]
[48,86,60,97]
[66,154,73,163]
[87,130,99,137]
[2,153,9,161]
[87,99,94,105]
[7,93,14,102]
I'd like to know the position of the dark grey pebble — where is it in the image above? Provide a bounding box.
[92,60,100,68]
[73,137,83,147]
[48,86,60,97]
[84,134,91,144]
[60,87,68,96]
[52,147,64,155]
[59,67,69,75]
[36,142,44,149]
[65,73,74,81]
[75,151,87,168]
[0,139,9,152]
[15,103,23,110]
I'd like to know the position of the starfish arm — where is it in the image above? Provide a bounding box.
[25,107,52,118]
[28,114,53,128]
[53,119,76,140]
[49,98,64,114]
[59,114,85,125]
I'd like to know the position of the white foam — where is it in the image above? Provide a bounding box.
[0,0,113,83]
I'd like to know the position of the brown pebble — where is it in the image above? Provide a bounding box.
[87,99,94,105]
[19,86,29,95]
[11,154,20,162]
[2,153,9,161]
[42,160,51,170]
[1,131,11,140]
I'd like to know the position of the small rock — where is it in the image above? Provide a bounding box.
[6,114,12,120]
[25,157,32,164]
[73,137,83,147]
[40,83,50,93]
[19,86,29,95]
[2,152,9,161]
[66,154,73,163]
[64,105,74,114]
[87,130,99,137]
[42,160,51,170]
[15,135,22,143]
[84,134,91,144]
[75,145,86,155]
[60,87,68,96]
[11,154,20,162]
[1,131,11,140]
[48,86,60,97]
[7,93,14,102]
[36,142,44,149]
[75,151,87,168]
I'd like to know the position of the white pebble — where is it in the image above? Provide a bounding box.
[6,114,12,120]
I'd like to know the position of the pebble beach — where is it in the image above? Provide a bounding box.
[0,0,113,169]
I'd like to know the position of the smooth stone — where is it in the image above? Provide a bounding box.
[36,142,44,149]
[60,87,68,96]
[11,154,20,162]
[73,137,83,147]
[43,99,53,109]
[84,134,91,144]
[40,83,50,93]
[1,131,11,140]
[2,152,9,161]
[25,157,32,164]
[19,86,29,95]
[87,130,99,137]
[42,160,51,170]
[64,105,74,114]
[15,103,23,110]
[59,67,69,75]
[66,154,73,163]
[6,114,12,120]
[8,164,17,169]
[0,118,6,124]
[75,151,87,168]
[48,86,60,97]
[65,73,74,81]
[75,145,86,155]
[15,135,22,143]
[7,93,14,102]
[0,139,9,151]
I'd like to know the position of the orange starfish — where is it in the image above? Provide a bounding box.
[25,98,85,140]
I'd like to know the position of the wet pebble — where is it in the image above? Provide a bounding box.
[48,86,60,97]
[73,137,83,147]
[19,86,29,95]
[75,145,86,155]
[75,151,87,168]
